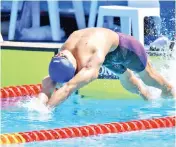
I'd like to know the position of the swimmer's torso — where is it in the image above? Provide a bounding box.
[61,28,119,71]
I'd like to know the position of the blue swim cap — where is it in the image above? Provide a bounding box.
[49,56,76,83]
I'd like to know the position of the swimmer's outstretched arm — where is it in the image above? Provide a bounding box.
[38,76,56,104]
[46,54,104,108]
[46,67,99,107]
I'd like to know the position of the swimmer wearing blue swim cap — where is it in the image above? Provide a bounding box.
[37,28,176,108]
[49,51,76,83]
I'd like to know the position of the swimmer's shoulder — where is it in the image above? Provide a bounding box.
[105,29,120,50]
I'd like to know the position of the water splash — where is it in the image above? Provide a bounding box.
[158,44,176,85]
[149,40,176,99]
[160,8,175,41]
[20,96,53,114]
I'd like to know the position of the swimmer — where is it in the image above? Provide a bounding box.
[38,28,176,108]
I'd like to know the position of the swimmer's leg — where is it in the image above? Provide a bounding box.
[119,69,153,100]
[100,64,153,99]
[138,60,176,98]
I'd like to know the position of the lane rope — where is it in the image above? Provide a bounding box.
[0,116,175,144]
[1,84,41,98]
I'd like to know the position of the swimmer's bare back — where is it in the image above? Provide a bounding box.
[61,28,120,72]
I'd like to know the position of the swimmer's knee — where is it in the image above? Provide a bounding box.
[120,69,133,78]
[138,61,156,80]
[120,69,145,94]
[119,77,139,94]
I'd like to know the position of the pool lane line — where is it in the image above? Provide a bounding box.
[0,116,175,145]
[0,84,42,98]
[0,84,79,99]
[0,133,25,144]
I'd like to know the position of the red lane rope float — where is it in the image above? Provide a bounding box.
[1,116,175,144]
[0,84,41,98]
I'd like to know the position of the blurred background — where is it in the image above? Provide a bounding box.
[1,0,175,45]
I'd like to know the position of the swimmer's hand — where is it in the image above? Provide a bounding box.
[37,93,49,105]
[22,96,51,113]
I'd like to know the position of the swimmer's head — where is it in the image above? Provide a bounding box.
[49,50,77,83]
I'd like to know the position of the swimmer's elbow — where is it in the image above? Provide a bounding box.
[67,68,98,92]
[92,70,99,79]
[86,68,99,82]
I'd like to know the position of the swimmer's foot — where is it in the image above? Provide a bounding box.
[161,87,176,99]
[139,88,161,100]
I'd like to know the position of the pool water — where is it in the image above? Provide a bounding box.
[25,128,175,147]
[1,94,176,146]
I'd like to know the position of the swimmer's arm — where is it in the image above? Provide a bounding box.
[46,67,99,107]
[47,54,104,108]
[38,76,56,104]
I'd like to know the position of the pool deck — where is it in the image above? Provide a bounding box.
[0,41,62,49]
[0,41,62,54]
[0,40,169,55]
